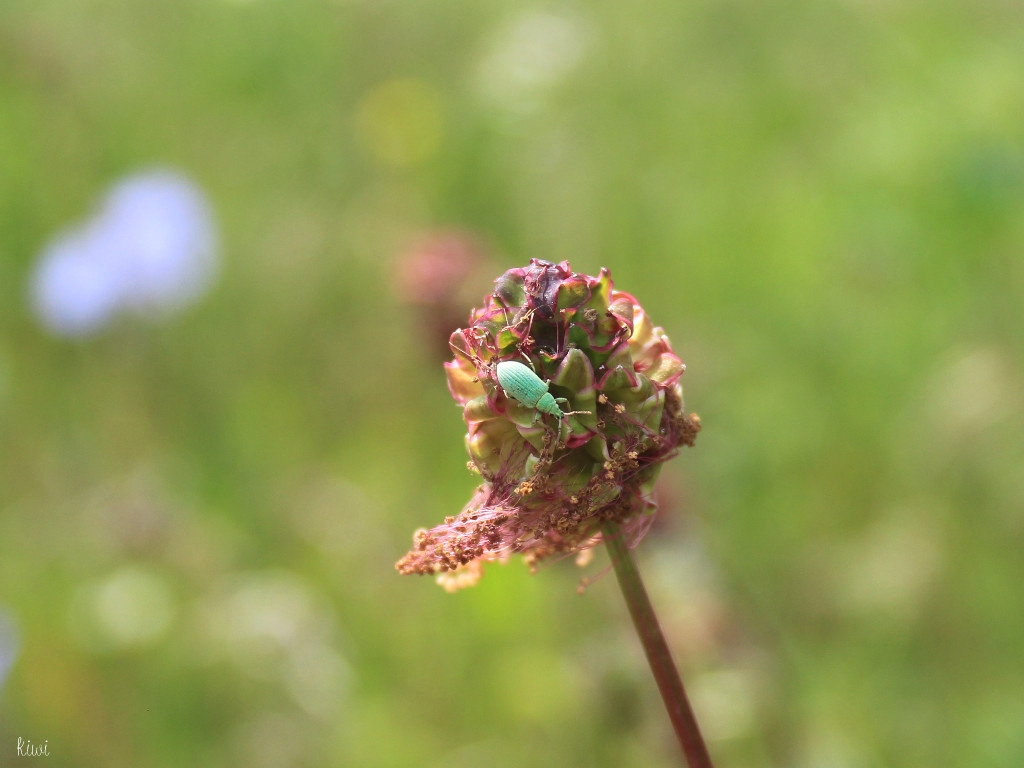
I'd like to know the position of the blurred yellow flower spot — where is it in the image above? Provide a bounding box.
[356,78,444,168]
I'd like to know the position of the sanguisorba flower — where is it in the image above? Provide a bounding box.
[397,260,700,590]
[395,230,492,361]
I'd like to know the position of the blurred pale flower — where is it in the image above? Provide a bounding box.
[196,571,350,719]
[0,608,18,691]
[30,169,218,336]
[30,231,125,335]
[475,10,590,115]
[68,564,176,652]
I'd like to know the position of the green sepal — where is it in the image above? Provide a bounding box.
[584,268,613,314]
[639,389,666,432]
[614,374,655,407]
[568,324,609,363]
[603,342,634,377]
[496,326,519,352]
[583,434,610,463]
[556,277,591,311]
[466,420,521,476]
[504,398,538,429]
[600,364,635,395]
[551,347,592,390]
[494,272,526,308]
[646,353,684,385]
[607,296,634,333]
[464,395,500,424]
[517,422,547,452]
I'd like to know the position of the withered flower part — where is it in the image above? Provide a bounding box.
[397,259,700,589]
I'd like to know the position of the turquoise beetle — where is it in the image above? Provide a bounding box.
[495,360,590,422]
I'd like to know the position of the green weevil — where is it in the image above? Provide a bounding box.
[495,360,591,422]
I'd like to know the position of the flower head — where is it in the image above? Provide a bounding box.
[395,230,493,361]
[397,260,699,589]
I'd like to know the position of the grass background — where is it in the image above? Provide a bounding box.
[2,0,1023,766]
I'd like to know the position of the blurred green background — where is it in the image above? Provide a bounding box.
[2,0,1023,766]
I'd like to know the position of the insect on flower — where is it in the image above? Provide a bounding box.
[495,360,591,422]
[397,259,700,589]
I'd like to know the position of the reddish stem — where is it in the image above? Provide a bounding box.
[601,520,715,768]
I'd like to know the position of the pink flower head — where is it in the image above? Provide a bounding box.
[395,230,493,361]
[397,260,699,589]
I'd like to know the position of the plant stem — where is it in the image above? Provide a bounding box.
[601,520,715,768]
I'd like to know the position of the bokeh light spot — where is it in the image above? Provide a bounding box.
[356,78,444,169]
[69,565,176,652]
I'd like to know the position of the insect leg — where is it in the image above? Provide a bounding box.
[554,397,592,417]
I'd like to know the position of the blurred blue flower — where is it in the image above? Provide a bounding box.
[31,170,218,336]
[0,608,18,692]
[30,229,126,336]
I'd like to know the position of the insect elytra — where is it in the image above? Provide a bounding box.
[495,360,590,421]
